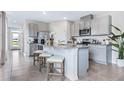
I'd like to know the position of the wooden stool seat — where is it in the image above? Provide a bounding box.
[38,52,53,72]
[46,55,65,80]
[39,52,53,58]
[33,50,43,54]
[33,50,43,65]
[47,56,64,63]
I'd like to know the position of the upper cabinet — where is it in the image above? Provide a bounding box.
[71,21,80,36]
[80,14,93,30]
[74,21,80,36]
[38,22,49,32]
[71,15,93,37]
[91,15,112,35]
[28,21,49,37]
[29,23,38,37]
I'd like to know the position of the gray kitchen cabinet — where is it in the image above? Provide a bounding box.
[74,21,80,36]
[38,22,49,32]
[80,15,93,30]
[78,47,89,77]
[28,23,33,37]
[89,45,112,64]
[66,21,72,41]
[71,21,79,36]
[79,20,85,30]
[70,22,75,36]
[29,23,38,37]
[30,44,38,56]
[91,18,99,35]
[91,15,111,35]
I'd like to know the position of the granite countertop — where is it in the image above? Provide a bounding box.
[43,44,88,49]
[88,44,112,46]
[43,43,111,49]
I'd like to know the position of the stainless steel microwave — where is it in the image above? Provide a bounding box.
[79,28,91,36]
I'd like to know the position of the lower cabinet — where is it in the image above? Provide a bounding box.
[29,44,38,56]
[29,44,43,56]
[78,48,89,77]
[89,45,112,65]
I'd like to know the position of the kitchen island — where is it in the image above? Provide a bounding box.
[43,44,89,80]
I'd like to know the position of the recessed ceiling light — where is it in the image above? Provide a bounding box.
[42,11,47,15]
[64,17,67,20]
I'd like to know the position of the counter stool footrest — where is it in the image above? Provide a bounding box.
[48,73,63,76]
[53,67,64,69]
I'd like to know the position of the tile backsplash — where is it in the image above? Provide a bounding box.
[74,35,110,44]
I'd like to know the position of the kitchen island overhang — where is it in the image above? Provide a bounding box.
[43,44,89,81]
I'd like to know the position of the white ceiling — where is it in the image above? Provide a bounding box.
[6,11,97,27]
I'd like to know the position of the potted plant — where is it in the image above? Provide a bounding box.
[108,25,124,67]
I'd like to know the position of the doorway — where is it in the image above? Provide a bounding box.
[10,31,22,50]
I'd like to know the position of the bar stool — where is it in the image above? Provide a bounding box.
[33,50,43,65]
[38,52,53,72]
[46,55,65,80]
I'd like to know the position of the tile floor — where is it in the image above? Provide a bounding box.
[0,50,124,81]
